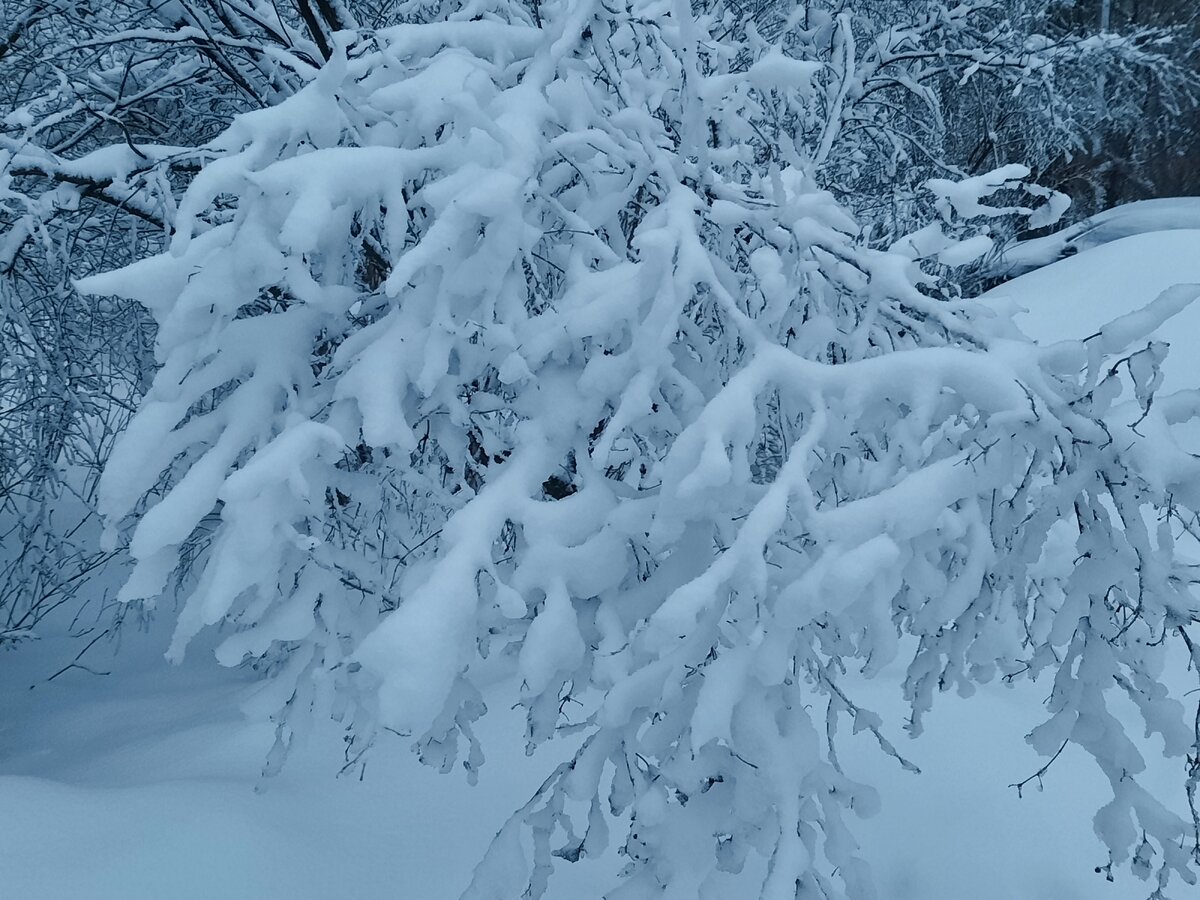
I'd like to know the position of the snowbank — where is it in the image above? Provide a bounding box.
[997,199,1200,277]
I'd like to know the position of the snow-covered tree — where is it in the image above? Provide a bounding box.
[706,2,1198,237]
[1040,0,1200,211]
[76,1,1200,897]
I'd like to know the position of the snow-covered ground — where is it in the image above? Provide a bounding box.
[0,619,613,899]
[3,614,1178,899]
[986,229,1200,374]
[987,229,1200,454]
[4,229,1200,899]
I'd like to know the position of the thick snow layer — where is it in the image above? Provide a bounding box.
[1,627,1180,900]
[998,199,1200,276]
[1075,198,1200,246]
[0,624,613,900]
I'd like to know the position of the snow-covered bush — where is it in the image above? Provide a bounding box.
[0,0,297,647]
[0,0,358,647]
[78,2,1200,897]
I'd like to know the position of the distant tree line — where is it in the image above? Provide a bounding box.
[1041,0,1200,213]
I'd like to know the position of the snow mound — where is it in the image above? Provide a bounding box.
[997,199,1200,276]
[985,229,1200,392]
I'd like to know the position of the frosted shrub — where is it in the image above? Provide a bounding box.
[80,2,1200,897]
